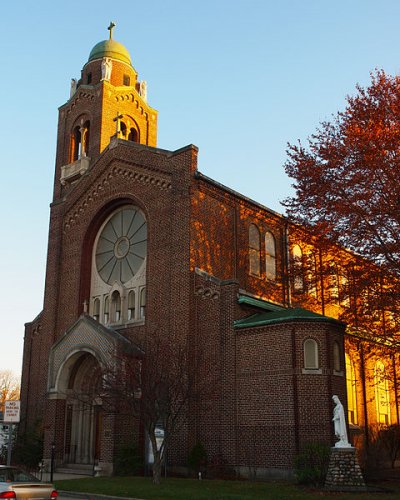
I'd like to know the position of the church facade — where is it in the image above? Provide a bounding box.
[21,28,399,477]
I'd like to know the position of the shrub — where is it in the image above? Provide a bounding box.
[188,442,207,476]
[13,424,43,470]
[114,443,142,476]
[295,442,331,486]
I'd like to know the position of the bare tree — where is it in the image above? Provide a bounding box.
[100,333,210,484]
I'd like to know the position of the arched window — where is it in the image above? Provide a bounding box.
[111,291,122,322]
[104,296,109,324]
[345,354,358,424]
[339,270,350,308]
[333,341,341,372]
[81,121,90,157]
[307,252,319,298]
[374,360,391,425]
[69,121,90,162]
[70,126,81,162]
[90,205,147,326]
[128,290,136,321]
[93,298,100,321]
[265,231,276,281]
[140,288,146,319]
[128,127,139,142]
[329,263,340,304]
[304,339,319,369]
[120,121,127,139]
[292,245,304,292]
[249,224,261,276]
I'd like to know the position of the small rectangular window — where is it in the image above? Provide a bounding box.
[123,74,130,86]
[87,73,92,84]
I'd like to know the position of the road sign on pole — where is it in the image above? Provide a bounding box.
[4,401,20,466]
[4,401,20,423]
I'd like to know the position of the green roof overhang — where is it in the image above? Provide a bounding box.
[235,295,345,329]
[237,295,285,312]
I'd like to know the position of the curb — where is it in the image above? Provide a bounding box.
[58,491,145,500]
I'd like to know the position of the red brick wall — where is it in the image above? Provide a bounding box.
[191,178,288,306]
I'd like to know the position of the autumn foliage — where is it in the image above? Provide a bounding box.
[283,70,400,277]
[0,370,20,414]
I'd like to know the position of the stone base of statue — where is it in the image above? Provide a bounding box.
[325,446,366,491]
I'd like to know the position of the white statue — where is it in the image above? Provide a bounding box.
[332,395,351,448]
[70,78,77,97]
[101,58,112,81]
[139,80,147,101]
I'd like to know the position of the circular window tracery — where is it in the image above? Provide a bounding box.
[95,206,147,284]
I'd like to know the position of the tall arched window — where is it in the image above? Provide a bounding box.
[104,296,109,324]
[265,231,276,281]
[70,126,81,162]
[339,270,350,308]
[249,224,261,276]
[81,121,90,157]
[111,291,122,322]
[374,360,391,425]
[345,354,358,425]
[292,245,304,292]
[307,252,319,298]
[304,338,319,369]
[329,263,340,304]
[69,121,90,162]
[120,122,127,139]
[93,298,100,322]
[128,290,136,320]
[140,288,146,319]
[128,127,139,142]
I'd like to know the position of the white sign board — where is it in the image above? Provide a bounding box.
[4,401,20,423]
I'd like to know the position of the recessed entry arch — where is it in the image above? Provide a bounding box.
[53,347,104,398]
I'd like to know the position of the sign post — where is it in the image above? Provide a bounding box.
[4,401,20,466]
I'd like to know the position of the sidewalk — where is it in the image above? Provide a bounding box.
[35,472,92,482]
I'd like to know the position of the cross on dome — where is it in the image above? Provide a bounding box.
[108,21,116,40]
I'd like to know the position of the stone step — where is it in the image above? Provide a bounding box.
[56,465,93,475]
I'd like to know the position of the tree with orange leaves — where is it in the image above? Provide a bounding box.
[283,70,400,277]
[0,370,20,414]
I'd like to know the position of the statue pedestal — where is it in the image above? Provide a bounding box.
[325,447,366,491]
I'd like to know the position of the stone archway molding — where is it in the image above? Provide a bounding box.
[48,313,134,399]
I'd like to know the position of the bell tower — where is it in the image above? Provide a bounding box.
[54,23,158,197]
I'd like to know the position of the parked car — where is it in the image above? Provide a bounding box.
[0,466,58,500]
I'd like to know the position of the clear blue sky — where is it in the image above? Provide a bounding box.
[1,0,399,376]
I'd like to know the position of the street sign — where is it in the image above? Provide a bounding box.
[4,400,20,423]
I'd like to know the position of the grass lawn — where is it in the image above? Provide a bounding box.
[55,476,400,500]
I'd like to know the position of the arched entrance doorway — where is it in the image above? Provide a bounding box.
[47,314,138,475]
[63,352,102,465]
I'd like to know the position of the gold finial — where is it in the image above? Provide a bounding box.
[108,21,116,40]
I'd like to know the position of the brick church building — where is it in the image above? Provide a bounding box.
[21,27,399,478]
